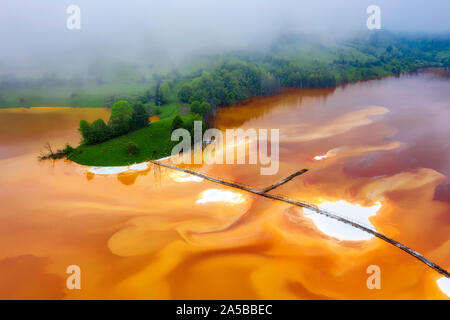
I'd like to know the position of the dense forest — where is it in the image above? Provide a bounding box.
[177,60,281,107]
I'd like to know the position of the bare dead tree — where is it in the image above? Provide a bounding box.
[38,142,64,161]
[44,142,54,156]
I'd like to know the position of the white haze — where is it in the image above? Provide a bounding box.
[0,0,449,77]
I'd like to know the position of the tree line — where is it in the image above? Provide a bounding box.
[177,60,281,107]
[174,58,339,108]
[78,100,149,145]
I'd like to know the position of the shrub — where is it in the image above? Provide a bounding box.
[130,101,150,130]
[78,118,111,145]
[199,101,211,116]
[91,118,111,143]
[190,101,201,115]
[152,106,162,115]
[126,142,138,156]
[190,100,211,118]
[154,82,167,106]
[62,143,75,154]
[109,100,134,136]
[171,115,184,131]
[178,85,192,103]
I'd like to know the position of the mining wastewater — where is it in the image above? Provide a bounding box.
[0,71,449,299]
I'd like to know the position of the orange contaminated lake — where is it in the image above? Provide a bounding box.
[0,72,449,299]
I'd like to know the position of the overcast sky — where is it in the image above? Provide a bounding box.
[1,0,449,76]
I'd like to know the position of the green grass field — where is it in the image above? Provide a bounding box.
[157,102,181,118]
[68,114,196,166]
[0,82,150,108]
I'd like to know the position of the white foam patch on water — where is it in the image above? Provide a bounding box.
[129,162,148,171]
[87,153,176,176]
[88,162,149,175]
[303,200,381,241]
[437,277,450,296]
[158,155,174,161]
[314,154,330,160]
[89,166,129,175]
[170,171,203,183]
[196,189,245,204]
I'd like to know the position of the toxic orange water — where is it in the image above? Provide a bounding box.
[0,73,449,299]
[150,115,161,123]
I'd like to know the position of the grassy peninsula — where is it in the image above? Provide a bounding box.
[68,114,199,166]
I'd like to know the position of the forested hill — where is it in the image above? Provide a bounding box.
[162,31,450,107]
[1,31,449,108]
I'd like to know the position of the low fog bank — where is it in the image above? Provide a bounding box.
[0,0,449,79]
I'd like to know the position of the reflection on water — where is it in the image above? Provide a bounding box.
[196,189,246,205]
[437,277,450,296]
[169,171,204,183]
[0,72,449,299]
[302,201,381,241]
[314,141,403,161]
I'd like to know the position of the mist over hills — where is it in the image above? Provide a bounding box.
[1,0,449,78]
[1,1,449,108]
